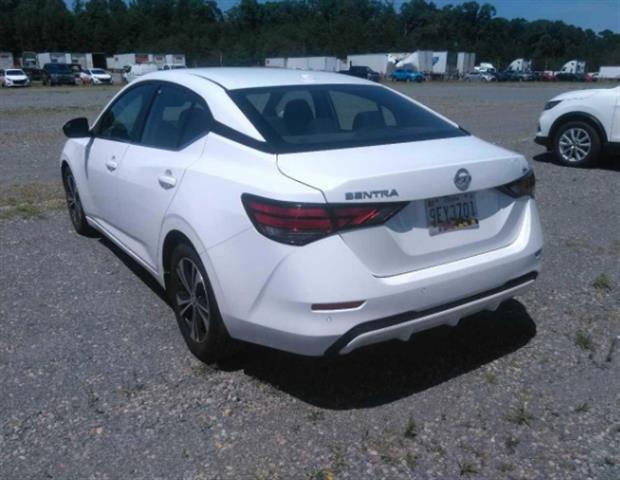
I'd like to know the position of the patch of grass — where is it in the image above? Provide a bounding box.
[458,460,479,476]
[405,452,418,470]
[329,447,346,474]
[592,273,613,291]
[191,363,212,378]
[574,402,590,413]
[505,403,534,426]
[0,182,65,220]
[497,462,515,473]
[575,331,595,352]
[404,416,418,439]
[484,372,497,384]
[308,469,334,480]
[604,456,616,466]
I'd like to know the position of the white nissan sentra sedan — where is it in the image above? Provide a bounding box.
[60,68,543,362]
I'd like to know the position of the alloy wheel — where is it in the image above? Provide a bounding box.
[63,171,83,226]
[559,128,591,163]
[175,257,211,343]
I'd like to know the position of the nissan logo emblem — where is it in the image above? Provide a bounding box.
[454,168,472,191]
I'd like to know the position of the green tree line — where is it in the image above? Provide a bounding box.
[0,0,618,70]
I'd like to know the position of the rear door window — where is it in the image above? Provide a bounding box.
[140,85,212,149]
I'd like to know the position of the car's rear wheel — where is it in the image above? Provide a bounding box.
[169,243,239,364]
[62,167,96,235]
[554,121,601,167]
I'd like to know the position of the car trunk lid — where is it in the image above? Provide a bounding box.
[277,135,531,276]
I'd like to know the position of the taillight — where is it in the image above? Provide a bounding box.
[497,170,535,198]
[242,194,406,246]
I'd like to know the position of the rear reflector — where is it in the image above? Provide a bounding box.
[242,194,407,245]
[312,301,364,311]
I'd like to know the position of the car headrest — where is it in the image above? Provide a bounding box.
[352,111,386,131]
[283,99,314,136]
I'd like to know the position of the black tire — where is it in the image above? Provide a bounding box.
[169,243,239,364]
[553,121,601,167]
[62,167,96,236]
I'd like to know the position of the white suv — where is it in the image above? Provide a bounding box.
[0,68,31,87]
[535,86,620,166]
[60,68,543,363]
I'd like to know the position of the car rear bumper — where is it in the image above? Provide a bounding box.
[327,271,537,355]
[208,198,543,356]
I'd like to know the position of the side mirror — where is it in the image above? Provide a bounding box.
[63,117,90,138]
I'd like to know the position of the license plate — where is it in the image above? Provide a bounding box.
[426,193,479,236]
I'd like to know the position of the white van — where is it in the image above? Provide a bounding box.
[122,63,159,83]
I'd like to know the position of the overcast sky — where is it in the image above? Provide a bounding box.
[214,0,620,33]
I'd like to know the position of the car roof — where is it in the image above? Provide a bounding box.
[139,67,372,90]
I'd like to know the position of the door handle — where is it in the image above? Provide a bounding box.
[105,159,118,171]
[158,170,177,189]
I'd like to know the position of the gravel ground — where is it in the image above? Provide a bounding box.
[0,81,619,480]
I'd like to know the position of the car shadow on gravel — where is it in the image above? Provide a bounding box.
[97,235,537,410]
[533,152,620,170]
[223,299,537,409]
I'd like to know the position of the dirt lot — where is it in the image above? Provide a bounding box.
[0,81,619,480]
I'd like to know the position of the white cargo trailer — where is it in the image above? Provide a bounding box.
[37,52,69,66]
[165,54,186,66]
[598,66,620,79]
[346,53,409,75]
[457,52,476,76]
[113,53,152,69]
[68,52,87,67]
[507,58,532,72]
[152,54,166,68]
[431,51,457,77]
[0,52,14,69]
[265,57,286,68]
[285,57,310,70]
[307,56,340,72]
[284,56,341,72]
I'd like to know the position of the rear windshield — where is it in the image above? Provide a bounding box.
[229,84,466,153]
[47,64,72,73]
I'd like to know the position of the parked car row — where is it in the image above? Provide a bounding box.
[464,69,599,83]
[0,62,117,88]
